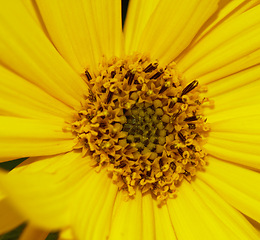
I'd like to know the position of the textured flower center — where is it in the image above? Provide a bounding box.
[68,54,211,203]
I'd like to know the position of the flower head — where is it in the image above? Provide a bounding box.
[0,1,260,240]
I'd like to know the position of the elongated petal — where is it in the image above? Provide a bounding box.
[153,200,177,240]
[198,157,260,223]
[0,116,74,161]
[0,193,25,235]
[192,179,259,239]
[36,0,123,72]
[178,5,260,81]
[0,1,87,108]
[206,66,260,98]
[131,0,218,65]
[0,151,91,230]
[0,65,73,121]
[124,0,159,55]
[72,170,118,240]
[181,0,260,54]
[109,190,142,240]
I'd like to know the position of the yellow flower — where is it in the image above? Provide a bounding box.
[0,1,260,240]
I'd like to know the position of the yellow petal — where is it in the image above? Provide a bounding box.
[0,151,91,230]
[59,228,75,240]
[205,137,260,170]
[0,192,25,235]
[206,66,260,98]
[198,157,260,223]
[0,1,87,108]
[19,225,49,240]
[183,0,260,53]
[0,65,73,121]
[72,169,118,240]
[133,0,218,65]
[0,116,74,161]
[192,178,260,239]
[109,190,142,240]
[178,4,260,81]
[168,181,222,239]
[153,199,177,240]
[36,0,123,72]
[141,193,156,240]
[124,0,159,55]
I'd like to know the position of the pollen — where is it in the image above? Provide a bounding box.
[68,54,211,203]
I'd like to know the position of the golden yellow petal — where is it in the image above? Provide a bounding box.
[72,169,118,240]
[124,0,159,55]
[178,4,260,80]
[182,0,260,53]
[153,200,177,240]
[0,1,87,108]
[168,181,220,239]
[0,116,74,161]
[0,151,91,230]
[141,193,156,240]
[205,137,260,170]
[132,0,218,65]
[0,65,73,121]
[0,192,25,235]
[206,66,260,98]
[192,178,260,239]
[198,157,260,223]
[109,190,142,240]
[18,225,49,240]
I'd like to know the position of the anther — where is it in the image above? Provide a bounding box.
[85,70,92,81]
[143,62,158,73]
[159,81,170,94]
[181,80,199,96]
[178,148,184,156]
[184,116,200,122]
[151,71,163,79]
[111,71,116,78]
[106,91,114,104]
[178,132,186,142]
[128,72,135,85]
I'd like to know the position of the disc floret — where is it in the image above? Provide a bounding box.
[69,54,211,203]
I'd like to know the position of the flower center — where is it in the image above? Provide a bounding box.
[68,54,211,203]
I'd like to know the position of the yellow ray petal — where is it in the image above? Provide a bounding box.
[206,66,260,98]
[153,199,177,240]
[36,0,123,72]
[168,180,227,240]
[198,158,260,223]
[134,0,218,65]
[210,116,260,135]
[59,228,75,240]
[0,1,88,108]
[19,225,49,240]
[206,104,260,122]
[109,190,142,240]
[205,138,260,170]
[0,193,25,235]
[192,178,260,240]
[204,79,260,116]
[178,5,260,81]
[72,169,118,240]
[141,193,155,240]
[0,116,74,161]
[124,0,159,55]
[180,0,260,55]
[0,151,91,230]
[0,65,73,121]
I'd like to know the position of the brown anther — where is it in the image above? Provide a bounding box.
[181,80,199,96]
[85,70,92,81]
[184,116,200,122]
[178,132,186,142]
[106,91,114,104]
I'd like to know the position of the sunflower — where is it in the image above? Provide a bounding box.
[0,0,260,240]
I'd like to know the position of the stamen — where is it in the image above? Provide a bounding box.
[85,70,92,81]
[181,80,198,96]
